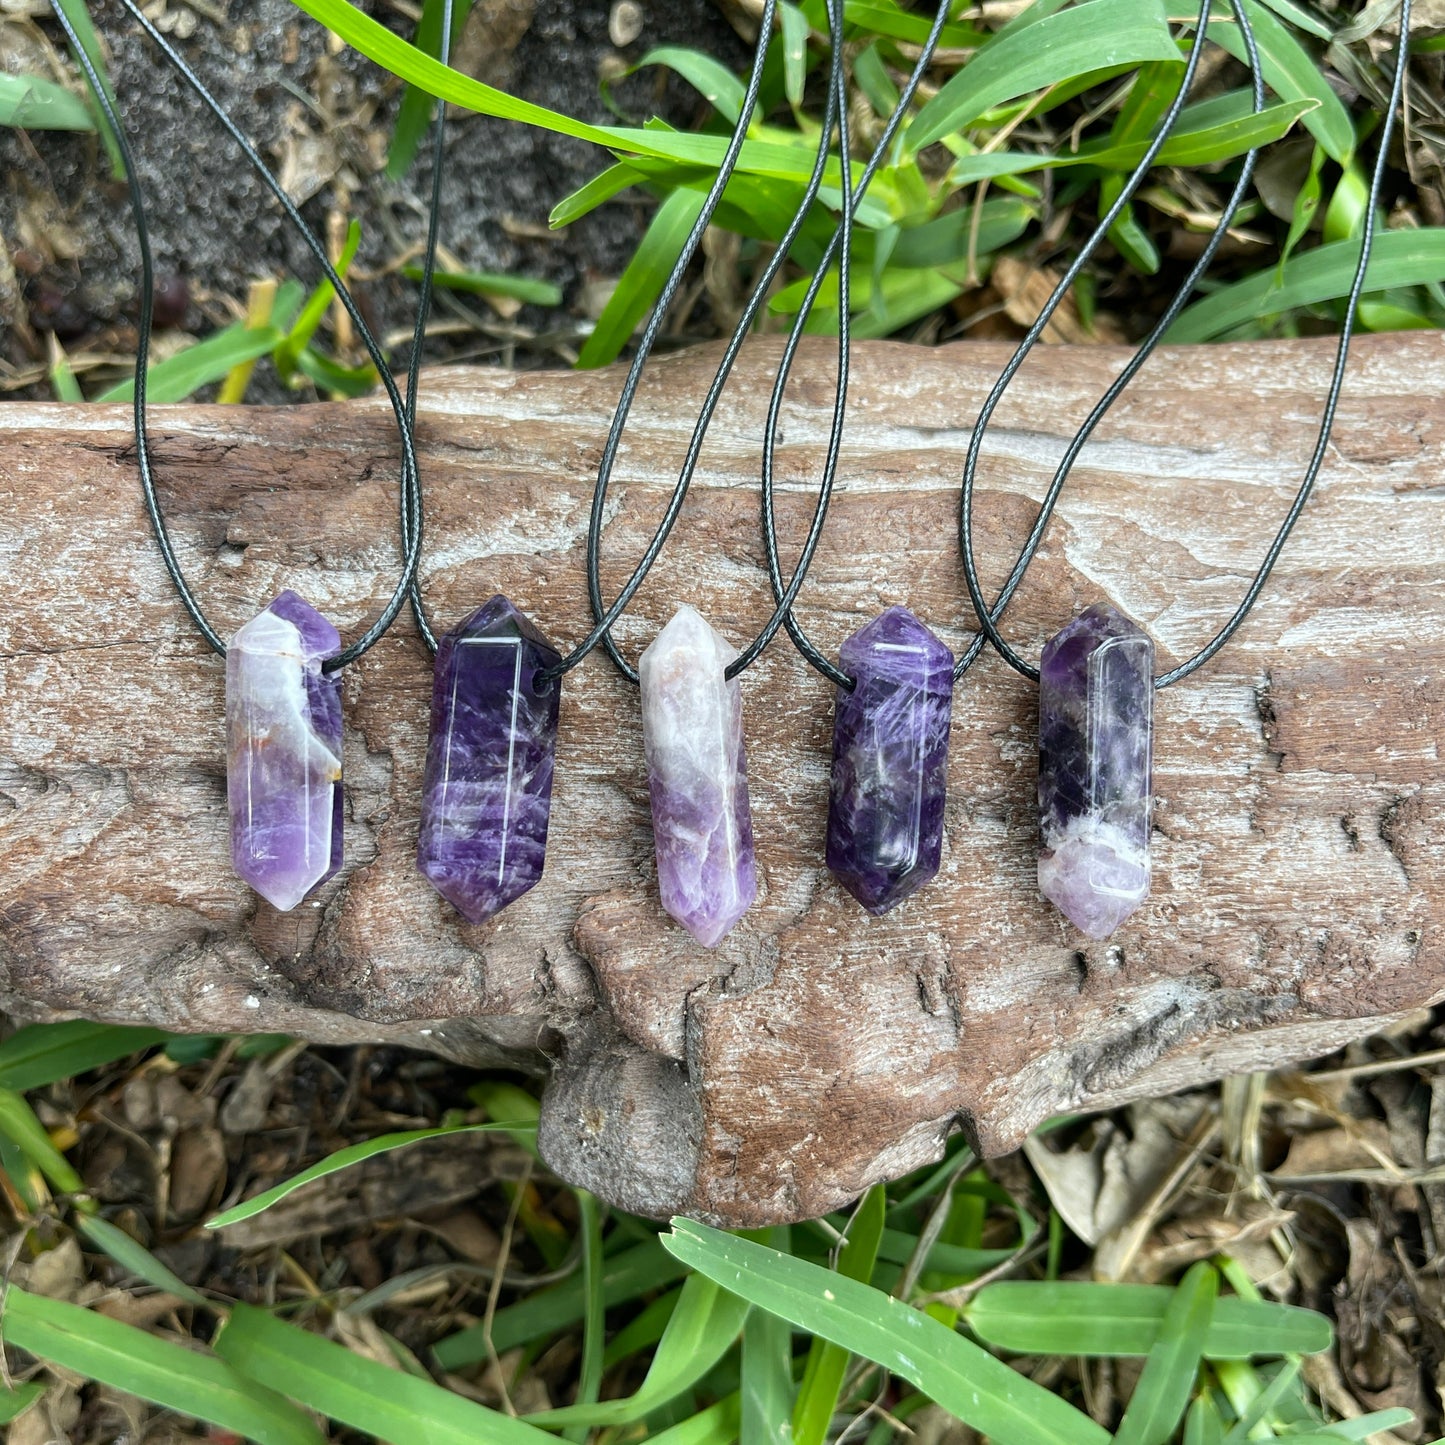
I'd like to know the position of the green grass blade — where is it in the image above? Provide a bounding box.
[947,93,1311,188]
[1111,57,1187,144]
[292,349,378,398]
[577,186,706,368]
[644,1393,742,1445]
[206,1123,527,1229]
[1281,141,1326,272]
[290,0,629,145]
[0,1088,83,1195]
[433,1236,688,1365]
[562,1190,605,1444]
[884,198,1037,269]
[285,0,888,192]
[48,340,84,401]
[0,1021,169,1092]
[550,162,653,227]
[874,1227,1016,1282]
[853,41,901,118]
[741,1293,795,1445]
[842,0,988,47]
[602,1284,682,1367]
[1185,1394,1226,1445]
[401,265,563,306]
[0,1379,45,1425]
[3,1288,326,1445]
[907,0,1179,152]
[529,1268,750,1426]
[0,72,96,130]
[770,199,1034,319]
[663,1219,1111,1445]
[216,1302,551,1443]
[1222,1358,1302,1442]
[1249,0,1332,37]
[75,1215,209,1308]
[794,1185,887,1445]
[625,47,747,124]
[50,0,124,173]
[1289,1411,1419,1440]
[1079,94,1316,168]
[385,0,472,180]
[963,1282,1332,1358]
[1203,0,1354,161]
[0,1134,47,1213]
[780,2,809,107]
[1113,1262,1218,1445]
[269,278,307,330]
[274,217,361,381]
[1165,229,1445,341]
[96,324,284,403]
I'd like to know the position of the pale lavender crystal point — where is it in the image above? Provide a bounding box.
[827,607,954,915]
[1037,602,1154,939]
[226,590,343,912]
[417,595,561,924]
[639,605,757,948]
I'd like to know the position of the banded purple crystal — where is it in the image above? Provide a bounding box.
[827,606,954,915]
[226,591,343,912]
[1037,602,1154,939]
[639,605,757,947]
[417,595,561,924]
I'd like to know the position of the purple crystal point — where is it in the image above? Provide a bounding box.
[826,606,954,915]
[417,595,562,924]
[639,605,757,947]
[1037,602,1154,939]
[226,590,343,911]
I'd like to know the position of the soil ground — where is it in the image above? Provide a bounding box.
[0,0,745,398]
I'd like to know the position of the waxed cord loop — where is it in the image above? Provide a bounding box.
[57,0,427,674]
[958,0,1412,688]
[763,0,1262,690]
[758,0,954,691]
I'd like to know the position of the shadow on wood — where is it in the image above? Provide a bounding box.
[1,334,1442,1225]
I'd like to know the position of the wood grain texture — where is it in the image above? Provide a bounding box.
[1,333,1442,1225]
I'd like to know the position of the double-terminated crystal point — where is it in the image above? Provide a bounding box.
[639,605,758,947]
[227,591,344,912]
[1037,602,1155,939]
[417,596,562,924]
[827,607,954,915]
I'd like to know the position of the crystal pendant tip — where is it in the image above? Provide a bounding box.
[826,606,954,916]
[640,606,758,947]
[417,594,562,925]
[226,592,343,912]
[1037,602,1154,939]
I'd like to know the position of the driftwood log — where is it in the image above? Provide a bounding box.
[2,334,1443,1225]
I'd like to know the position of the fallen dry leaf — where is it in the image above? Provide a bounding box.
[991,254,1127,344]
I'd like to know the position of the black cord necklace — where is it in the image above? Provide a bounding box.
[52,0,426,914]
[957,0,1412,939]
[400,0,852,941]
[762,0,1265,917]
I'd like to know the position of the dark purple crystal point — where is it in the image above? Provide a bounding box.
[826,606,955,915]
[226,591,343,912]
[417,595,562,924]
[1038,602,1154,939]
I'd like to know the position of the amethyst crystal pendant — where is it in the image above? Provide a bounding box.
[417,595,562,924]
[226,591,344,911]
[827,606,954,914]
[639,605,758,947]
[1037,602,1154,939]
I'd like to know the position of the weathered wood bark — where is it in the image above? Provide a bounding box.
[2,334,1442,1225]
